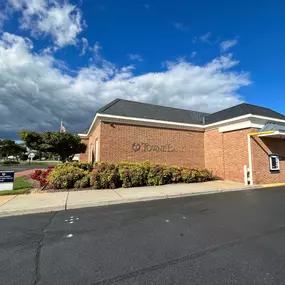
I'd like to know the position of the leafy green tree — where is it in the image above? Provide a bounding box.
[19,131,87,162]
[0,140,26,160]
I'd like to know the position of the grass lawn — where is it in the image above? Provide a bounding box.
[0,176,32,196]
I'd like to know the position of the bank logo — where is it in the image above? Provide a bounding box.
[132,142,141,152]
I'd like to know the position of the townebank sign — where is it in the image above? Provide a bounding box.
[132,142,174,152]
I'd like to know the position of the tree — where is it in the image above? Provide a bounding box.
[0,140,26,161]
[19,131,87,162]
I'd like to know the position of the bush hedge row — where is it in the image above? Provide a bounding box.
[38,161,215,190]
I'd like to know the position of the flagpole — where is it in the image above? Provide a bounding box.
[60,118,62,132]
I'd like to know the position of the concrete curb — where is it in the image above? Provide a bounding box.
[0,185,262,217]
[0,205,65,218]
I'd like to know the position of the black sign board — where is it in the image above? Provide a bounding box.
[0,171,15,183]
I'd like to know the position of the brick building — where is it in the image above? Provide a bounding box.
[79,99,285,185]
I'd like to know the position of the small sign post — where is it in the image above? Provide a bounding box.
[0,171,15,191]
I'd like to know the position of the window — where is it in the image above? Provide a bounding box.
[269,155,280,172]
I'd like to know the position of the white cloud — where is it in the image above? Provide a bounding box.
[80,37,89,55]
[199,32,220,45]
[173,22,188,31]
[128,53,143,62]
[199,32,211,43]
[143,4,150,9]
[0,33,250,138]
[190,51,197,58]
[7,0,84,48]
[220,38,238,52]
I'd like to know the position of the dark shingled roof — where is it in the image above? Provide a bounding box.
[80,99,285,134]
[96,98,209,125]
[204,103,285,124]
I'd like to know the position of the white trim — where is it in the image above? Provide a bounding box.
[206,114,252,128]
[244,165,248,185]
[95,138,99,162]
[269,155,280,171]
[78,134,88,137]
[219,120,264,133]
[251,115,285,124]
[81,112,285,137]
[207,114,285,128]
[97,113,204,128]
[247,134,253,185]
[87,113,99,135]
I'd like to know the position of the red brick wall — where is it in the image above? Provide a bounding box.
[80,122,101,163]
[99,122,205,168]
[223,129,252,183]
[79,137,89,162]
[204,129,225,179]
[252,136,285,184]
[205,128,255,183]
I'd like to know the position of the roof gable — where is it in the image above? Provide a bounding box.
[204,103,285,124]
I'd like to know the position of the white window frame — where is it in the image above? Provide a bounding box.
[269,155,280,172]
[95,138,99,162]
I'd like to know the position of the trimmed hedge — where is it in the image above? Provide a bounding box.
[40,161,215,190]
[90,161,215,189]
[47,162,92,189]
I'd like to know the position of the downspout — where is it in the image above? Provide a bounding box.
[247,134,253,185]
[247,130,275,185]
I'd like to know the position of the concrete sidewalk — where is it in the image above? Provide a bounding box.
[0,180,259,217]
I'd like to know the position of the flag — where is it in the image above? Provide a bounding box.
[60,120,66,133]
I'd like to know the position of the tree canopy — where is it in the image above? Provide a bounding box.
[0,140,26,160]
[19,131,87,162]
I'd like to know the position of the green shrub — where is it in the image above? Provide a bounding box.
[196,169,215,182]
[90,162,120,189]
[74,175,90,189]
[182,168,215,183]
[169,166,183,183]
[147,164,172,186]
[118,161,150,188]
[47,160,215,190]
[47,163,88,189]
[69,161,93,172]
[182,168,198,183]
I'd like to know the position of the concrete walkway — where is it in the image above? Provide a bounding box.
[0,180,258,217]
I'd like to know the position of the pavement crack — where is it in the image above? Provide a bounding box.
[33,211,58,285]
[0,195,18,207]
[113,190,123,200]
[91,225,285,285]
[65,191,70,210]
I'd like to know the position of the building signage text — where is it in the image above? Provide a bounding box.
[132,142,174,152]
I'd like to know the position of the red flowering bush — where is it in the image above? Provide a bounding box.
[31,166,55,187]
[31,170,42,181]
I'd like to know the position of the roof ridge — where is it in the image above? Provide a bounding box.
[114,98,209,115]
[97,98,121,113]
[204,103,246,117]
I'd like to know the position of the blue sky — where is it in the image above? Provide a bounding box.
[0,0,284,139]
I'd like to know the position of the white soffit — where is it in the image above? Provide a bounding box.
[219,119,264,133]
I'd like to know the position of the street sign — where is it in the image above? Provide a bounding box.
[0,171,14,191]
[28,153,35,158]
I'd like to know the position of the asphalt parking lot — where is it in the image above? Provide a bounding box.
[1,186,285,284]
[0,165,51,173]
